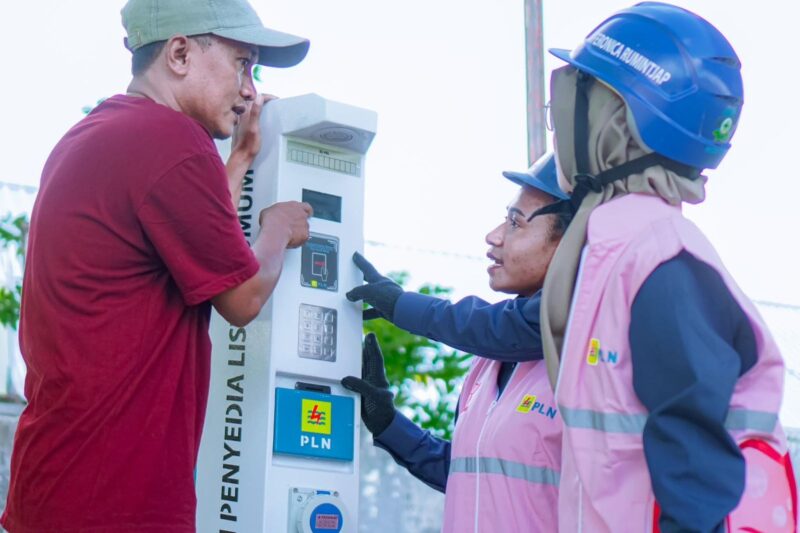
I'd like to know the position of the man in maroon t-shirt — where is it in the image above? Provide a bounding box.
[2,1,314,531]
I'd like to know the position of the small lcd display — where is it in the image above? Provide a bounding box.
[303,189,342,223]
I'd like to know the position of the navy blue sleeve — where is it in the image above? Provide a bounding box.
[630,251,757,533]
[392,291,544,362]
[373,411,451,493]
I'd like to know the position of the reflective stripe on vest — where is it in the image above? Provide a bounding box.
[560,407,778,434]
[450,456,560,486]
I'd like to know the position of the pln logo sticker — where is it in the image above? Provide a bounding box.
[517,393,557,419]
[586,338,601,366]
[516,394,537,413]
[586,338,618,366]
[301,399,331,435]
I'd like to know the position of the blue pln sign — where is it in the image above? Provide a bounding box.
[273,387,355,461]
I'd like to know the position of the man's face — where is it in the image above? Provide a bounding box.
[485,186,560,297]
[181,36,258,139]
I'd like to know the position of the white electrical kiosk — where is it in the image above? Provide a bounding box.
[197,94,377,533]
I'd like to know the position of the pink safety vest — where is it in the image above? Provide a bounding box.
[556,194,797,533]
[443,357,562,532]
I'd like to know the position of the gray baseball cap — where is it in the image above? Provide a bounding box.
[121,0,309,67]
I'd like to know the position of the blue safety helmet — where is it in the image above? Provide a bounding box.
[550,2,743,170]
[502,152,569,201]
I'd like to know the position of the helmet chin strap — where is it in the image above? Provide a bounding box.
[574,71,594,178]
[528,71,702,223]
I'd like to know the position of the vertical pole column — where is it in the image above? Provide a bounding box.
[525,0,546,166]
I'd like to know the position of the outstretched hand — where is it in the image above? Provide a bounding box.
[346,252,404,322]
[341,333,396,435]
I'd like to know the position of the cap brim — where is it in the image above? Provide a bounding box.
[213,26,310,68]
[501,170,569,200]
[501,171,528,188]
[548,48,573,64]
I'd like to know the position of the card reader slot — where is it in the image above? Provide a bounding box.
[295,381,331,395]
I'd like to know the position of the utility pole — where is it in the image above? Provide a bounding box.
[524,0,546,166]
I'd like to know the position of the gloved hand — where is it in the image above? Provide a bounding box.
[346,252,404,322]
[341,333,396,436]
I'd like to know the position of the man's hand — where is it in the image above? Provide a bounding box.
[213,199,310,326]
[341,333,396,436]
[258,201,313,249]
[226,94,277,209]
[231,93,276,162]
[346,252,404,322]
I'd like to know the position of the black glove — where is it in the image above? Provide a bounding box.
[346,252,404,322]
[341,333,396,436]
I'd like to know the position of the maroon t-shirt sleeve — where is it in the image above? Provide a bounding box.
[137,153,259,306]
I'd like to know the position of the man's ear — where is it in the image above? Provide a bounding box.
[164,35,191,76]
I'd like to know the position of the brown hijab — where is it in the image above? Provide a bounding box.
[540,66,707,389]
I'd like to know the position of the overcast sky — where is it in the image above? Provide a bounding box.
[1,0,798,307]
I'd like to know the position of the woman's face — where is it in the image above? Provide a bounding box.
[485,186,561,297]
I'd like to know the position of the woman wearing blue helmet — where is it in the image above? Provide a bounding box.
[343,153,572,531]
[540,2,796,532]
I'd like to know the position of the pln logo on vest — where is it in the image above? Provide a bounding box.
[516,394,558,419]
[586,338,619,366]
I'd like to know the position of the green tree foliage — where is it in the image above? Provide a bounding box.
[0,213,28,329]
[364,273,471,440]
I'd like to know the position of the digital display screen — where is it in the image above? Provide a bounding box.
[303,189,342,223]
